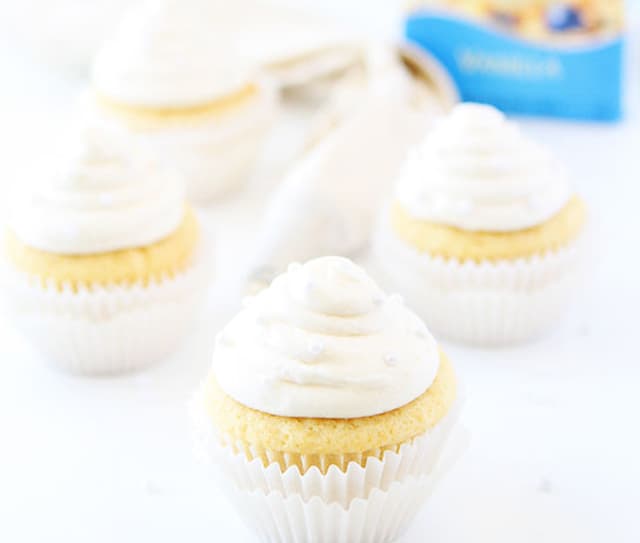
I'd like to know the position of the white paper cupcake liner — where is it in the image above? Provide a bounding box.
[0,241,212,375]
[191,390,464,542]
[227,475,433,543]
[372,213,584,345]
[180,124,271,203]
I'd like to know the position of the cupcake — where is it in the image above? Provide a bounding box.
[1,131,210,374]
[192,256,459,542]
[89,0,277,202]
[373,103,587,345]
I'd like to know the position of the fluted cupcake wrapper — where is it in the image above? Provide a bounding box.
[226,475,434,543]
[176,122,273,203]
[0,241,212,375]
[372,214,583,345]
[191,390,464,542]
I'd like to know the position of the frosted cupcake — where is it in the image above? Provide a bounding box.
[192,256,459,542]
[1,132,210,374]
[89,0,277,202]
[374,103,587,345]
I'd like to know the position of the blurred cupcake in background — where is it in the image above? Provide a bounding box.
[373,103,587,345]
[192,256,460,542]
[88,0,278,202]
[1,129,211,374]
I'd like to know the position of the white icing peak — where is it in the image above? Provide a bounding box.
[92,0,251,107]
[214,256,440,419]
[395,103,572,231]
[9,131,185,255]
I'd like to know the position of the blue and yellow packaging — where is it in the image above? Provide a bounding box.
[405,1,624,121]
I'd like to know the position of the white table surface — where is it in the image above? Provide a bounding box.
[0,5,639,543]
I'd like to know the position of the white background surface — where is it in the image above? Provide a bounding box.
[0,2,639,542]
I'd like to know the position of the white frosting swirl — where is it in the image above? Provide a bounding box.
[92,0,250,107]
[9,132,185,255]
[395,103,571,231]
[213,256,440,419]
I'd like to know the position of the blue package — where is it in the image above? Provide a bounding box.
[405,1,624,121]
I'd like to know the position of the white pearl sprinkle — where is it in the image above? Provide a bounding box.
[384,354,398,367]
[528,194,547,211]
[456,200,473,216]
[430,193,449,214]
[256,314,269,326]
[332,259,363,282]
[307,340,325,359]
[261,374,276,386]
[216,332,232,347]
[62,225,77,240]
[98,193,114,207]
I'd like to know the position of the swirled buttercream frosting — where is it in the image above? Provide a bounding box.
[213,256,440,418]
[395,103,571,232]
[9,132,184,255]
[92,0,250,107]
